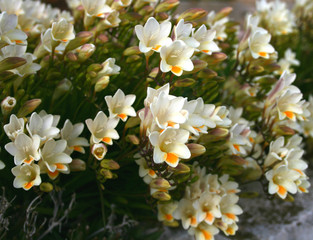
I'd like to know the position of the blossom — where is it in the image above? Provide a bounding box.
[228,124,251,155]
[51,18,75,43]
[160,40,194,76]
[173,19,199,48]
[188,222,219,240]
[192,25,220,54]
[1,96,16,115]
[0,0,23,15]
[0,12,27,45]
[157,201,178,223]
[98,58,121,76]
[149,128,191,167]
[81,0,112,18]
[135,17,172,53]
[248,29,275,59]
[85,111,119,144]
[265,165,301,199]
[264,136,289,168]
[173,198,199,229]
[60,120,89,155]
[105,89,136,121]
[135,157,157,184]
[144,83,171,107]
[220,194,243,225]
[40,139,72,179]
[11,163,41,190]
[5,133,41,165]
[4,114,24,141]
[91,143,107,160]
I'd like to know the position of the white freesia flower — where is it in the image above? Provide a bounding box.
[265,165,301,199]
[135,17,172,53]
[105,89,136,121]
[0,12,27,45]
[228,124,251,155]
[135,157,157,184]
[1,96,16,115]
[144,83,171,107]
[40,139,72,179]
[173,198,199,229]
[160,40,194,76]
[4,114,24,141]
[0,0,23,15]
[249,29,275,59]
[91,143,107,160]
[60,120,89,155]
[213,106,232,127]
[85,111,119,144]
[5,133,41,165]
[173,19,199,48]
[149,128,190,167]
[157,201,178,223]
[98,58,121,76]
[192,25,220,54]
[188,222,219,240]
[81,0,112,18]
[11,163,41,190]
[220,194,243,225]
[51,18,75,43]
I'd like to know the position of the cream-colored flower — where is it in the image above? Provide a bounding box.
[188,222,219,240]
[173,198,199,229]
[11,163,41,190]
[97,10,121,30]
[85,111,119,144]
[1,96,16,115]
[160,40,194,76]
[60,120,89,155]
[91,143,107,160]
[144,83,171,107]
[0,0,23,15]
[192,25,220,55]
[157,201,178,223]
[51,18,75,43]
[249,29,275,59]
[149,128,190,167]
[135,157,157,184]
[0,12,27,45]
[135,17,172,53]
[5,133,41,165]
[40,139,72,180]
[105,89,136,121]
[81,0,112,18]
[220,194,243,225]
[4,114,24,141]
[173,19,199,48]
[98,58,120,76]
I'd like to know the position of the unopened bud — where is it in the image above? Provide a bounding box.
[249,65,264,75]
[126,135,140,145]
[100,159,120,170]
[206,52,228,65]
[69,159,86,172]
[126,55,141,63]
[125,116,141,129]
[178,8,208,21]
[152,191,171,201]
[1,96,16,116]
[155,0,179,13]
[0,57,26,72]
[100,169,113,179]
[198,68,218,79]
[188,60,208,74]
[210,128,229,137]
[150,178,171,189]
[65,31,93,52]
[138,5,154,16]
[123,46,141,56]
[40,182,54,192]
[17,99,41,117]
[77,44,96,62]
[163,220,179,227]
[147,67,159,82]
[214,7,233,21]
[66,52,78,62]
[87,64,103,72]
[173,78,196,87]
[155,12,170,21]
[52,79,73,101]
[274,125,296,136]
[169,163,190,174]
[187,143,206,158]
[94,76,110,92]
[97,34,109,43]
[92,143,108,160]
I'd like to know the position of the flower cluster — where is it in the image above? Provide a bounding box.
[4,111,88,190]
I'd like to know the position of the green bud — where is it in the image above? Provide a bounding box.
[66,52,78,62]
[100,159,120,170]
[87,64,103,73]
[178,8,208,21]
[187,143,206,159]
[155,12,170,21]
[198,68,217,79]
[187,60,208,74]
[214,7,233,21]
[126,135,140,145]
[94,76,110,92]
[274,125,296,136]
[125,116,141,128]
[100,169,113,179]
[40,182,54,192]
[150,178,171,189]
[138,6,154,16]
[205,52,228,65]
[65,31,93,52]
[155,0,179,13]
[126,55,141,63]
[17,99,41,117]
[169,163,190,174]
[152,191,171,201]
[173,78,196,87]
[78,44,96,62]
[0,57,26,73]
[69,159,86,172]
[123,46,141,56]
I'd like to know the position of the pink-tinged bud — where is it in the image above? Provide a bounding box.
[1,96,16,116]
[66,52,78,62]
[274,125,296,136]
[187,60,208,74]
[123,46,141,56]
[69,159,86,172]
[206,52,228,65]
[178,8,208,21]
[40,182,54,192]
[126,135,140,145]
[65,31,93,52]
[52,79,73,101]
[152,191,171,201]
[155,0,179,13]
[155,12,170,21]
[138,6,154,16]
[92,143,108,160]
[0,57,26,72]
[214,7,233,21]
[214,219,228,231]
[198,68,218,79]
[210,128,229,137]
[17,99,41,117]
[150,178,171,189]
[78,44,96,62]
[94,76,110,92]
[169,163,190,174]
[100,159,120,170]
[97,34,109,43]
[187,143,206,159]
[173,78,196,87]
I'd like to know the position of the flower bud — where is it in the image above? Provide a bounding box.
[198,68,218,79]
[186,60,208,74]
[87,64,103,73]
[123,46,141,56]
[155,12,170,21]
[52,79,73,101]
[69,159,86,172]
[65,31,93,52]
[17,99,41,118]
[178,8,208,21]
[150,178,171,189]
[100,169,113,179]
[214,219,228,231]
[1,96,16,116]
[126,55,141,63]
[169,163,190,174]
[214,7,233,21]
[147,67,159,82]
[205,52,228,65]
[77,44,96,62]
[187,143,206,159]
[155,0,179,13]
[95,76,110,92]
[274,125,296,136]
[100,159,120,170]
[125,116,141,129]
[92,143,108,160]
[0,57,26,73]
[0,160,5,170]
[126,135,140,145]
[40,182,54,192]
[138,5,154,16]
[163,220,179,227]
[152,191,171,201]
[66,52,78,62]
[173,78,196,87]
[210,128,229,137]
